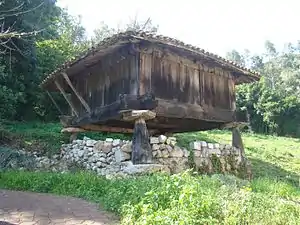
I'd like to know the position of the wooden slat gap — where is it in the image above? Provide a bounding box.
[61,72,91,114]
[54,79,79,117]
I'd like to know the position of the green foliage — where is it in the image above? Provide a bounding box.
[0,1,89,121]
[0,121,131,156]
[176,130,300,186]
[0,147,36,171]
[0,0,62,120]
[227,41,300,137]
[0,171,299,224]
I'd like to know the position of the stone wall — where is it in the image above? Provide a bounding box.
[3,135,250,178]
[60,137,169,176]
[59,135,251,177]
[189,141,250,176]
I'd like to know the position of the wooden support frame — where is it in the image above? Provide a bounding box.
[46,91,63,115]
[61,72,91,114]
[61,124,159,135]
[54,80,79,117]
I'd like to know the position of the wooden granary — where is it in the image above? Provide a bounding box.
[41,31,259,164]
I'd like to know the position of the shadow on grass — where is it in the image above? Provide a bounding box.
[250,157,300,187]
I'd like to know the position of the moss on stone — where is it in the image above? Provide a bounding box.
[210,154,222,173]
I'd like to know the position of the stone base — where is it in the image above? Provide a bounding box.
[12,135,252,180]
[121,162,170,175]
[155,158,189,174]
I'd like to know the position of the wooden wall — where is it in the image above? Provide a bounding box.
[139,47,236,113]
[70,49,139,116]
[66,44,236,122]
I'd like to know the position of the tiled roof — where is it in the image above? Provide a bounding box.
[40,31,259,86]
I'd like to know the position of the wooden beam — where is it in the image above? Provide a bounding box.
[61,124,159,134]
[61,72,91,113]
[72,93,158,126]
[46,91,63,115]
[82,124,134,133]
[155,98,234,122]
[62,127,86,133]
[54,80,79,117]
[220,122,248,129]
[121,110,156,121]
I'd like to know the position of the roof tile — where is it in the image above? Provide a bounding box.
[41,30,259,86]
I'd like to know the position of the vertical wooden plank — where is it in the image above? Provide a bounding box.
[170,61,177,100]
[199,66,204,106]
[139,53,146,95]
[210,72,217,107]
[192,68,200,104]
[218,75,224,108]
[130,54,139,95]
[178,62,186,102]
[166,62,172,99]
[151,51,161,98]
[175,62,181,101]
[124,56,130,94]
[229,77,236,111]
[203,71,208,106]
[104,60,110,105]
[161,58,166,98]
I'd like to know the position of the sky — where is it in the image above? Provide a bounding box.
[57,0,300,57]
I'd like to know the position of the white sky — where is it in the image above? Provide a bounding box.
[57,0,300,57]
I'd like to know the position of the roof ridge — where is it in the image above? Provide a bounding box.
[128,31,258,75]
[87,30,258,75]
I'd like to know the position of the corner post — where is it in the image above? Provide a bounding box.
[121,110,156,164]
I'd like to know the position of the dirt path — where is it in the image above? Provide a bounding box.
[0,190,119,225]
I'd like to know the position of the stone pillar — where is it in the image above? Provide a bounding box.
[232,127,245,158]
[69,133,78,143]
[121,110,156,164]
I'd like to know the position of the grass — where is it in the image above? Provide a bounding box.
[0,171,299,224]
[0,120,131,156]
[0,121,300,224]
[176,130,300,186]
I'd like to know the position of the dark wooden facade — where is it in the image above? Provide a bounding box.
[41,31,259,135]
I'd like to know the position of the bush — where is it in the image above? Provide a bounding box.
[0,171,299,224]
[0,147,36,171]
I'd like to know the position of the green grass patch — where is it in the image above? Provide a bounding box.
[1,122,300,224]
[0,170,299,224]
[176,130,300,186]
[0,121,131,156]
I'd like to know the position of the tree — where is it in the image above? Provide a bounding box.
[34,10,89,120]
[0,1,89,120]
[228,41,300,137]
[92,16,158,43]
